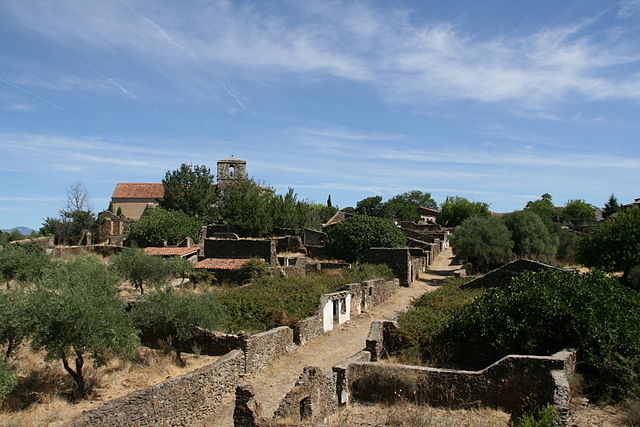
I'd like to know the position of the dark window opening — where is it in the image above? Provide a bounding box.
[300,396,312,419]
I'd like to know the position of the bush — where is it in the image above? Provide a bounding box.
[188,269,217,286]
[516,404,559,427]
[445,269,640,400]
[451,216,513,271]
[0,287,30,359]
[578,208,640,287]
[130,288,228,364]
[438,196,490,227]
[0,242,50,287]
[127,207,201,246]
[0,360,17,400]
[218,264,393,332]
[396,278,483,365]
[501,210,558,262]
[235,258,267,283]
[326,216,406,262]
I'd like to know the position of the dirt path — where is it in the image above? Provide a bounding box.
[206,248,460,426]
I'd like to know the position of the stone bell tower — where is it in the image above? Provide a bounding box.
[217,158,247,186]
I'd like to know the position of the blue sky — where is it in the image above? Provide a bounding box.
[1,0,640,229]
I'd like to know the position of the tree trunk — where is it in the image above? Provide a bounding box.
[62,350,85,395]
[5,337,14,361]
[175,346,185,367]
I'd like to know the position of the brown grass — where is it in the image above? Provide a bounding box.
[327,401,510,426]
[0,343,219,426]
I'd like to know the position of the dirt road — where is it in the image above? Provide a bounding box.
[206,248,460,425]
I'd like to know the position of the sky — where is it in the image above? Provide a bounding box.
[1,0,640,230]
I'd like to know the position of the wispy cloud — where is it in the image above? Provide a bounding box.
[0,76,64,110]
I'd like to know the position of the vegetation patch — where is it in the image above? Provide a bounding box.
[218,264,393,333]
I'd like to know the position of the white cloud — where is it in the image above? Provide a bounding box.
[4,1,640,108]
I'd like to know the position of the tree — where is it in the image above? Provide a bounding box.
[579,208,640,286]
[0,287,30,360]
[501,210,558,262]
[160,163,217,220]
[385,191,438,222]
[355,196,391,218]
[28,256,139,395]
[561,199,596,225]
[40,182,97,245]
[327,194,332,208]
[451,216,513,271]
[130,288,228,364]
[525,194,556,220]
[217,179,274,237]
[326,215,406,262]
[0,360,17,400]
[438,196,490,227]
[167,256,194,285]
[602,194,620,219]
[306,204,338,230]
[111,248,174,294]
[126,207,201,246]
[445,270,640,400]
[0,242,50,288]
[270,188,311,232]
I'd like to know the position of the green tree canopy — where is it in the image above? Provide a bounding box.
[0,242,50,288]
[451,216,513,271]
[0,287,30,360]
[501,210,558,262]
[127,207,201,246]
[270,188,312,232]
[561,199,596,224]
[326,215,406,262]
[445,270,640,400]
[602,194,620,219]
[355,195,391,218]
[217,179,274,237]
[40,182,97,245]
[438,196,490,227]
[130,288,228,364]
[385,190,438,222]
[28,256,139,395]
[525,194,557,220]
[579,208,640,286]
[160,163,217,220]
[110,247,174,294]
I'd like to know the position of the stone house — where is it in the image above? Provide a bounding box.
[416,206,439,224]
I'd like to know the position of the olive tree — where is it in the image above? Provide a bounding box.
[0,242,50,288]
[28,257,139,395]
[110,248,174,294]
[0,287,30,360]
[130,288,228,365]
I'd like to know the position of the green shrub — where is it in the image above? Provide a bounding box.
[127,207,201,246]
[235,258,268,283]
[130,288,228,364]
[0,360,17,400]
[501,210,558,262]
[110,248,174,294]
[516,404,559,427]
[396,278,483,365]
[218,264,393,332]
[326,215,406,262]
[445,269,640,400]
[451,215,513,271]
[188,269,217,286]
[0,287,30,359]
[0,242,50,287]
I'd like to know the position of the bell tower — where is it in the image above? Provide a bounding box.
[217,158,247,185]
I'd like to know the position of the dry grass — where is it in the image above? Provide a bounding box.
[0,343,219,426]
[327,401,510,426]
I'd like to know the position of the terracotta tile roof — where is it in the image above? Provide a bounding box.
[112,183,165,199]
[194,258,265,270]
[143,247,199,257]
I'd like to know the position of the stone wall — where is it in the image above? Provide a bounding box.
[204,238,278,266]
[365,319,402,361]
[362,278,400,307]
[341,349,577,424]
[273,367,337,424]
[140,327,247,357]
[273,236,307,254]
[362,248,412,286]
[303,228,327,246]
[244,326,296,374]
[74,350,245,426]
[293,315,324,345]
[461,259,567,289]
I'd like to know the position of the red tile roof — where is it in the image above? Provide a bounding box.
[112,183,165,199]
[194,258,265,270]
[143,247,199,257]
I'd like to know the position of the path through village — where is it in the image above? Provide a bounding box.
[206,248,460,426]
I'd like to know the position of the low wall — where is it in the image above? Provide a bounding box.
[74,350,245,426]
[273,367,337,424]
[362,248,412,286]
[365,320,402,361]
[204,238,278,266]
[341,349,577,424]
[293,315,324,345]
[244,326,296,374]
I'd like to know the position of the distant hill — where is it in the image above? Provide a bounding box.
[1,226,35,235]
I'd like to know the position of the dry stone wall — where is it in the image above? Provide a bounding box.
[244,326,296,374]
[74,350,245,426]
